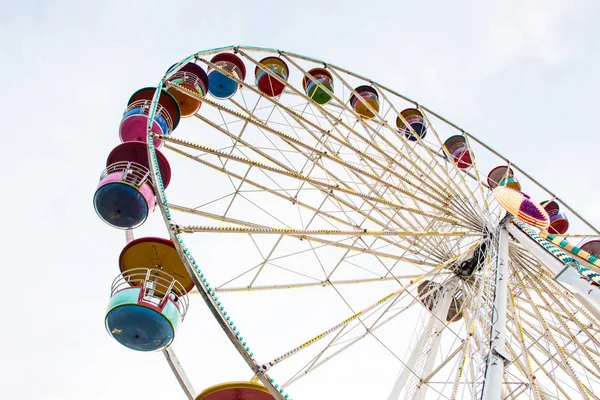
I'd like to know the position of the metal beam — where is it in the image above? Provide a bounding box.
[163,347,196,400]
[387,280,457,400]
[506,223,600,322]
[482,228,509,400]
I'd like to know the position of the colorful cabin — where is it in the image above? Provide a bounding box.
[303,68,334,105]
[167,62,210,117]
[349,85,379,120]
[443,135,472,170]
[254,56,289,98]
[541,200,569,235]
[417,280,463,323]
[396,108,427,141]
[195,382,275,400]
[208,53,247,99]
[105,237,194,352]
[119,87,181,149]
[93,142,171,229]
[580,240,600,258]
[487,166,521,191]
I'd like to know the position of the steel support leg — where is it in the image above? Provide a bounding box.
[482,228,509,400]
[388,280,458,400]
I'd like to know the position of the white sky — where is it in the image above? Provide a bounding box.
[2,0,600,399]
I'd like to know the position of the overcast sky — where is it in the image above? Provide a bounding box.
[2,1,600,399]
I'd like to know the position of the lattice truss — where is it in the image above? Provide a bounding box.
[151,47,600,399]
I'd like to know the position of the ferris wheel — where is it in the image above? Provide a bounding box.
[93,45,600,400]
